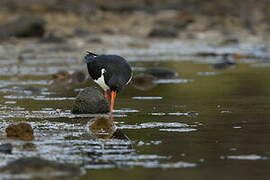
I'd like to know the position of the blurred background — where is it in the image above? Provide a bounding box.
[0,0,270,60]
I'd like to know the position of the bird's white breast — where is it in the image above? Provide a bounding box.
[94,68,110,91]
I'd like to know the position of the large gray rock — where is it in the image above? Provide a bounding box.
[72,87,109,114]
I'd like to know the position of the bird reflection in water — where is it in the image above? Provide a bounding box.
[86,117,129,140]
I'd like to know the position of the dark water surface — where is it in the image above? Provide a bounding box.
[0,58,270,179]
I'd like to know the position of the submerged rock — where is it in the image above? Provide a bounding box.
[72,87,109,114]
[0,157,81,179]
[0,143,12,154]
[0,15,45,40]
[133,73,156,91]
[6,122,34,141]
[145,67,178,79]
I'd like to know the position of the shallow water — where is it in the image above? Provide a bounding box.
[0,56,270,179]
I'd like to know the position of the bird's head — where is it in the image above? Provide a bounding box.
[84,51,98,63]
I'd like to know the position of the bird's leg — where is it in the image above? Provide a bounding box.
[110,91,117,113]
[104,90,110,103]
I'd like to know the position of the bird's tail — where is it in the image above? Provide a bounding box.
[84,51,98,63]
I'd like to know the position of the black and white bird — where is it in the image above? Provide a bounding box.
[84,52,132,113]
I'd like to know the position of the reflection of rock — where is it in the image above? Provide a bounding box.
[51,70,87,88]
[0,16,45,40]
[145,67,178,79]
[87,117,116,139]
[6,123,34,141]
[0,143,12,154]
[133,73,156,91]
[72,87,109,114]
[112,129,130,140]
[0,157,81,179]
[212,54,236,70]
[87,117,130,140]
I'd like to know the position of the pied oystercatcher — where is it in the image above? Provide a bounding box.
[84,52,132,113]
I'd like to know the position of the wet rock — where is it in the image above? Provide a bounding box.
[52,70,86,87]
[196,52,219,57]
[133,73,156,91]
[73,28,91,37]
[70,70,87,84]
[212,54,236,70]
[0,143,12,154]
[0,157,81,179]
[72,87,109,114]
[0,15,45,40]
[102,28,116,34]
[148,27,178,38]
[45,45,75,53]
[155,12,194,30]
[219,37,239,46]
[39,32,66,44]
[145,67,178,79]
[52,70,69,80]
[87,117,116,139]
[6,122,34,141]
[86,36,102,43]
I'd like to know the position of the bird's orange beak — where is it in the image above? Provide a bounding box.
[110,91,117,113]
